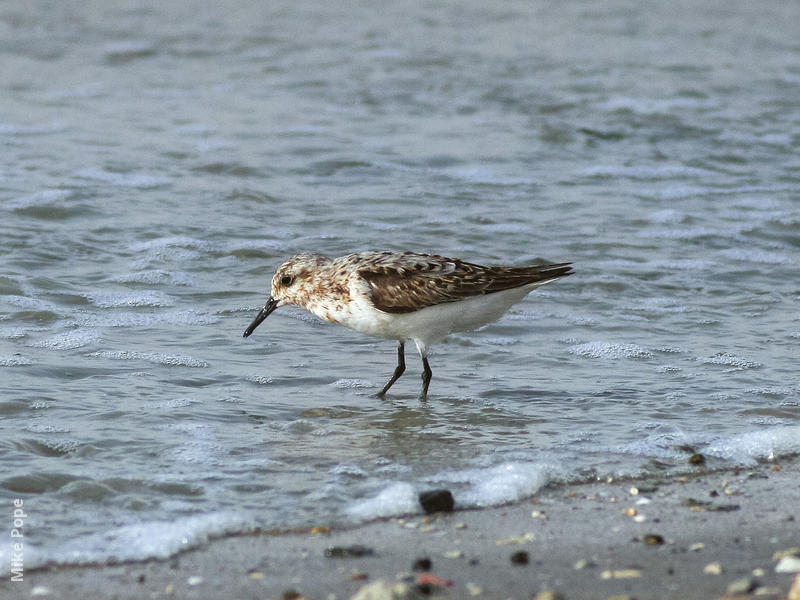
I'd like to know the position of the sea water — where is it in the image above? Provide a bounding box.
[1,0,799,570]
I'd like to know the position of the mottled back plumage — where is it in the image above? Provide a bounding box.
[355,252,573,313]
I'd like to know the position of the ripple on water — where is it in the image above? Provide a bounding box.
[6,190,75,210]
[580,163,716,179]
[718,248,793,265]
[74,167,171,189]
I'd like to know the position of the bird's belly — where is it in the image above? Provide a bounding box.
[364,287,532,343]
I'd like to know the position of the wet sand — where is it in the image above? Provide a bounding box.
[5,460,799,600]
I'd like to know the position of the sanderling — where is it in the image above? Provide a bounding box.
[243,251,573,398]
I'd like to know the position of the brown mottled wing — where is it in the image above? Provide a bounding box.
[358,253,573,314]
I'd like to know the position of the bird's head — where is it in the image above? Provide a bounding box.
[242,253,331,338]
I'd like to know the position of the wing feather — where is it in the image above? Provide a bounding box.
[357,253,573,314]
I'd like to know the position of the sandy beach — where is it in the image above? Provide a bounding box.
[5,459,799,600]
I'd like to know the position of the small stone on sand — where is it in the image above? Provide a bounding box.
[418,489,454,514]
[350,581,411,600]
[788,573,800,600]
[776,556,800,573]
[703,562,723,575]
[773,548,800,561]
[601,569,642,579]
[412,558,432,572]
[643,534,665,546]
[689,453,706,465]
[726,577,757,595]
[689,542,705,551]
[510,550,529,565]
[325,544,375,558]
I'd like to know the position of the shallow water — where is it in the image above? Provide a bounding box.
[1,0,799,569]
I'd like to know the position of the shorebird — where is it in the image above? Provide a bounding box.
[243,251,573,398]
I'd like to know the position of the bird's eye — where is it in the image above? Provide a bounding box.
[280,275,293,286]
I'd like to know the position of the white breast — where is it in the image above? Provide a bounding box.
[337,283,537,347]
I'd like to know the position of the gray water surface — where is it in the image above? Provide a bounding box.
[1,0,799,566]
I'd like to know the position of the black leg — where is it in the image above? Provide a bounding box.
[420,355,432,399]
[378,341,405,396]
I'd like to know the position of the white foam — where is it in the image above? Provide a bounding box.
[610,427,694,462]
[24,423,71,433]
[623,297,691,314]
[567,315,598,326]
[130,236,211,252]
[439,462,553,507]
[0,326,28,339]
[143,397,202,409]
[330,464,368,478]
[485,336,518,346]
[747,386,796,397]
[89,351,208,368]
[331,378,373,389]
[705,426,800,465]
[39,439,81,454]
[32,329,100,350]
[4,295,62,312]
[76,310,218,328]
[701,352,761,370]
[0,355,32,366]
[346,482,419,521]
[0,512,251,573]
[111,270,195,286]
[347,461,556,522]
[85,290,175,308]
[569,342,653,360]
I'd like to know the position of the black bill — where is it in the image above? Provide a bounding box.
[243,297,279,338]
